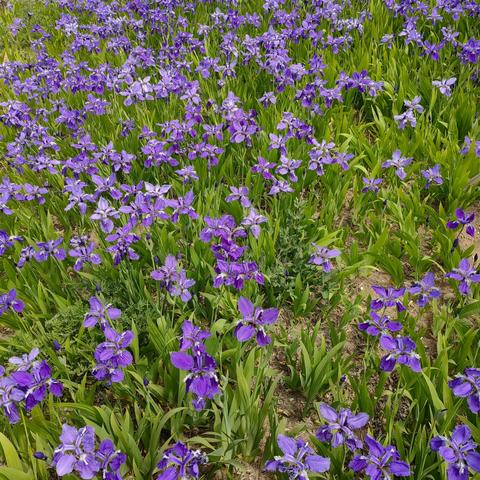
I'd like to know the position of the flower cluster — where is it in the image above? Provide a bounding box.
[265,434,331,479]
[359,284,422,373]
[84,296,133,385]
[151,254,196,302]
[0,348,62,424]
[156,442,208,480]
[52,424,126,479]
[170,321,220,411]
[200,214,265,290]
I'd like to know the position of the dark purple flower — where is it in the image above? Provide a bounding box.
[349,435,410,479]
[68,237,102,271]
[447,209,475,238]
[84,296,121,329]
[151,255,195,303]
[0,230,22,256]
[379,335,421,373]
[264,434,330,479]
[409,272,441,307]
[431,425,480,480]
[316,403,369,451]
[52,424,125,479]
[445,259,480,296]
[10,355,63,411]
[235,296,278,347]
[156,442,207,480]
[370,285,406,312]
[449,368,480,414]
[358,311,403,339]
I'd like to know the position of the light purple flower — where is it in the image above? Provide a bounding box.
[265,434,330,479]
[308,244,341,272]
[445,258,480,296]
[432,77,456,97]
[382,150,412,180]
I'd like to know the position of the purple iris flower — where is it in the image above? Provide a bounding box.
[308,244,341,272]
[93,327,134,385]
[0,289,24,315]
[213,259,264,290]
[379,335,422,372]
[358,311,403,339]
[449,368,480,414]
[264,434,330,479]
[432,77,456,97]
[362,177,383,193]
[349,435,410,479]
[370,285,406,312]
[0,369,24,424]
[241,208,267,239]
[156,442,207,480]
[52,425,100,478]
[316,403,369,451]
[96,439,127,480]
[235,296,278,347]
[170,321,220,411]
[105,222,141,266]
[169,271,196,302]
[52,424,125,479]
[9,348,40,370]
[225,186,251,208]
[0,230,22,256]
[90,197,119,233]
[151,255,196,302]
[167,191,198,223]
[69,236,102,271]
[84,296,121,328]
[445,258,480,296]
[10,356,63,411]
[35,238,66,262]
[408,272,441,307]
[421,164,443,188]
[175,166,198,184]
[382,150,412,180]
[251,156,276,180]
[431,425,480,480]
[447,209,475,237]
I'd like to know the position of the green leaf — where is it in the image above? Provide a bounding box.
[0,432,22,471]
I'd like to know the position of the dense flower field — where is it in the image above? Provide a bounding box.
[0,0,479,478]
